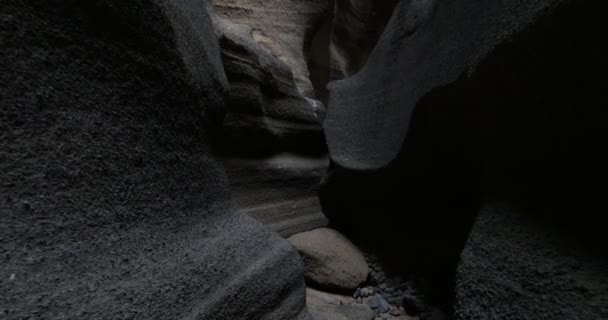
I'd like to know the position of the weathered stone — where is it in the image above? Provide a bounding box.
[368,294,391,314]
[321,0,608,317]
[289,228,369,291]
[454,202,608,320]
[389,306,402,316]
[329,0,399,80]
[0,1,310,319]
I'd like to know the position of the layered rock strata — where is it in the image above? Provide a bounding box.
[211,17,326,149]
[212,0,329,98]
[208,3,328,236]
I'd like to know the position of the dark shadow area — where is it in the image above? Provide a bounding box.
[320,0,607,317]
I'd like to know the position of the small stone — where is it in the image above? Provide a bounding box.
[368,294,391,314]
[389,306,401,316]
[289,228,369,291]
[361,287,373,297]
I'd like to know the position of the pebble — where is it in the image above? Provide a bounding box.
[389,306,402,316]
[368,294,391,314]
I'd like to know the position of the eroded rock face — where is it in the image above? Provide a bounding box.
[0,1,309,319]
[212,0,329,98]
[288,228,369,292]
[321,0,608,316]
[455,202,608,320]
[307,0,399,101]
[211,17,326,149]
[207,3,328,237]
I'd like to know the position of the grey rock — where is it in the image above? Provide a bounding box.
[325,0,578,170]
[360,287,374,297]
[389,306,402,316]
[207,2,329,239]
[321,1,608,318]
[212,0,329,98]
[0,1,309,319]
[454,202,608,320]
[219,153,329,237]
[309,303,375,320]
[329,0,400,80]
[289,228,369,291]
[368,294,391,314]
[306,288,355,307]
[421,309,449,320]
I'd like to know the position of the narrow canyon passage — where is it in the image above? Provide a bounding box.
[2,1,607,320]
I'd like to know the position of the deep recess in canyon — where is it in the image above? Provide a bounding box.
[1,0,607,319]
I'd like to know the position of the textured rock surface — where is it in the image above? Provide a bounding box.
[289,228,368,291]
[0,1,310,319]
[220,154,328,237]
[455,202,608,320]
[212,0,329,98]
[321,0,608,316]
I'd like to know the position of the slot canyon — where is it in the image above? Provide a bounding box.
[1,0,607,319]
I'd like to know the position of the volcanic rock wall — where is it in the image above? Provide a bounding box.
[321,0,608,317]
[0,1,310,319]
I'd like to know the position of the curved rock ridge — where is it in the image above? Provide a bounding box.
[0,1,310,319]
[325,0,568,170]
[321,0,608,317]
[329,0,400,80]
[455,202,608,320]
[212,0,330,98]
